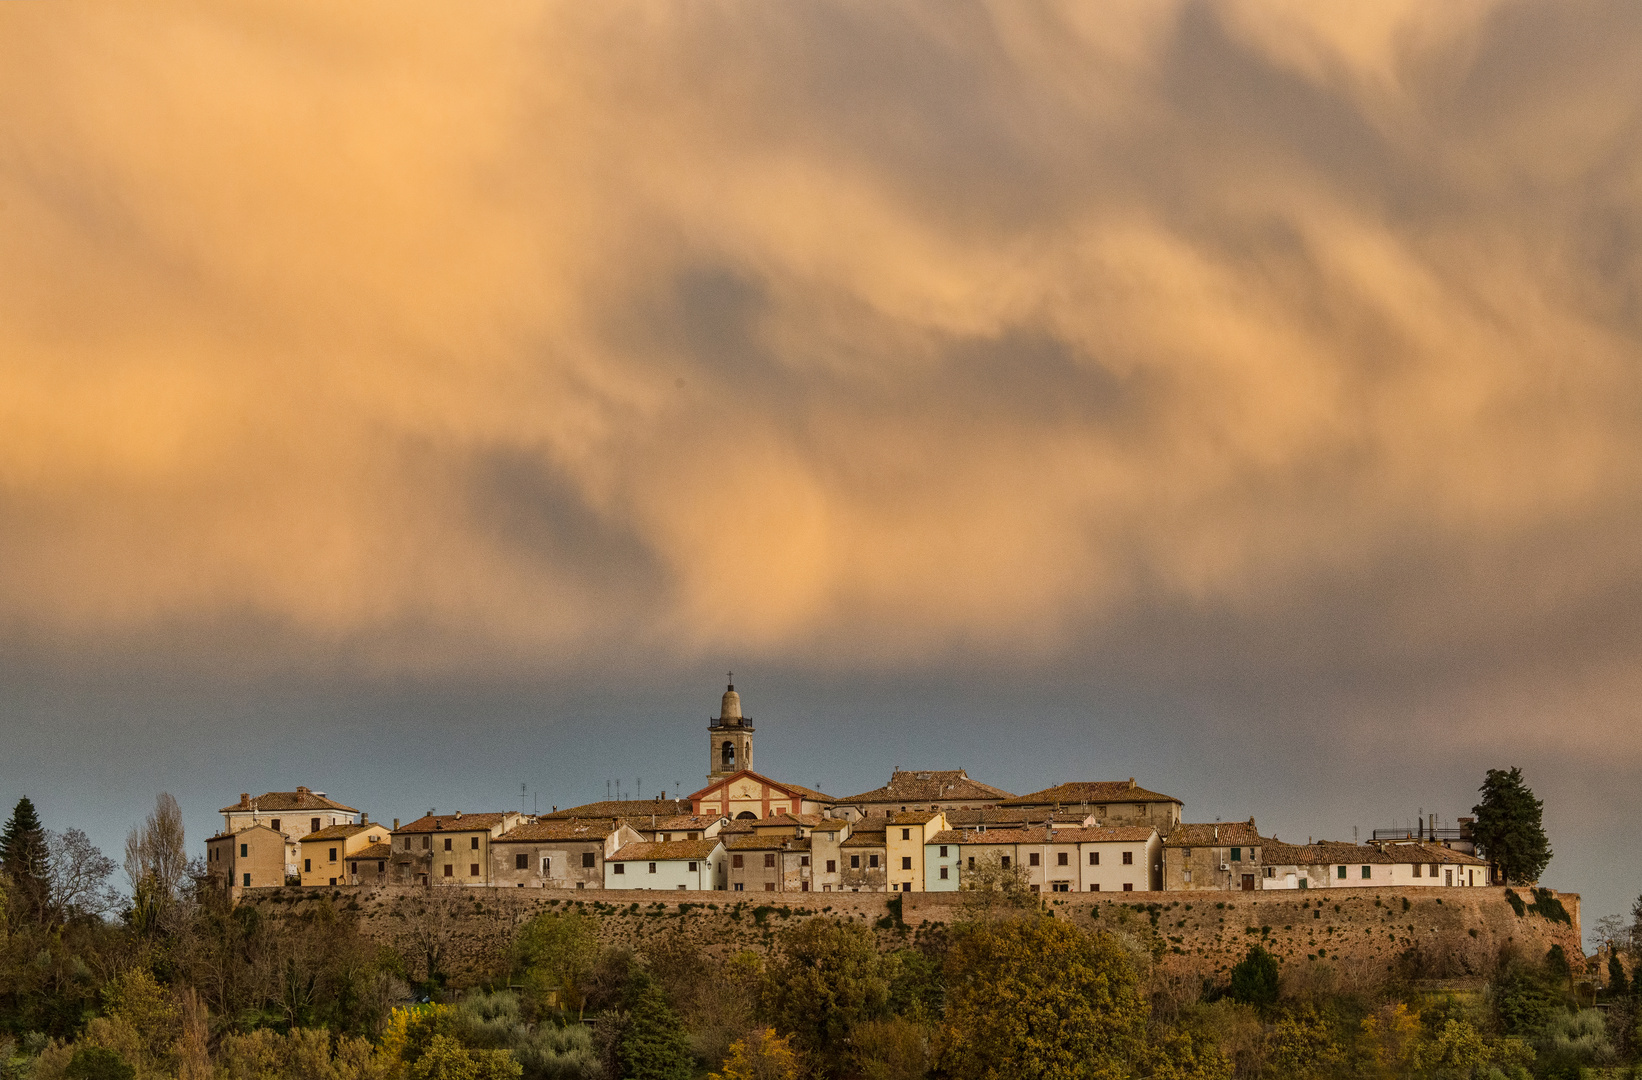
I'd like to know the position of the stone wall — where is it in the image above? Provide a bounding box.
[237,884,1581,989]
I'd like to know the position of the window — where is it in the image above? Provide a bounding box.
[1051,882,1069,892]
[901,856,912,870]
[1336,865,1347,879]
[243,873,251,887]
[850,855,860,869]
[1230,847,1242,862]
[939,866,948,880]
[1097,806,1106,815]
[1029,852,1040,866]
[1001,856,1011,869]
[939,845,948,857]
[329,847,337,862]
[1264,867,1274,877]
[764,853,776,868]
[444,838,452,851]
[1057,852,1069,866]
[240,843,248,858]
[582,852,596,868]
[1360,865,1371,879]
[1122,882,1133,891]
[271,819,280,831]
[378,861,385,872]
[1413,863,1422,877]
[1183,870,1192,883]
[1122,851,1133,865]
[1090,851,1100,865]
[541,857,551,873]
[764,882,776,892]
[516,854,529,870]
[649,863,657,874]
[733,882,744,891]
[614,864,625,875]
[1429,863,1439,877]
[733,854,744,868]
[868,854,879,868]
[826,859,836,872]
[311,818,321,832]
[470,837,479,850]
[1090,883,1100,891]
[688,861,698,871]
[802,881,810,891]
[688,832,698,840]
[470,864,479,877]
[422,837,431,850]
[967,857,975,869]
[901,829,910,840]
[444,865,453,878]
[304,858,312,872]
[329,877,337,886]
[800,855,810,867]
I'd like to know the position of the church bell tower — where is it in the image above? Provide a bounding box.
[708,678,754,781]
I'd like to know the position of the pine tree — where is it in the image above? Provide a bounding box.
[1471,768,1552,886]
[616,974,694,1080]
[0,796,50,923]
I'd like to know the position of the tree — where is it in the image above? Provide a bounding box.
[1228,945,1281,1007]
[1,796,50,924]
[710,1029,799,1080]
[1608,952,1629,997]
[48,828,120,921]
[512,910,600,1018]
[1471,768,1551,885]
[941,916,1146,1080]
[616,974,694,1080]
[124,793,188,904]
[957,851,1036,916]
[762,917,889,1075]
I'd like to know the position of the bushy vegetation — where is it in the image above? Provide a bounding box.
[4,795,1639,1079]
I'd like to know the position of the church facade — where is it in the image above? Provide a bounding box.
[687,682,833,819]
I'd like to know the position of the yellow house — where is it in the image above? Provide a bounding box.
[300,820,388,886]
[389,811,523,886]
[885,810,947,893]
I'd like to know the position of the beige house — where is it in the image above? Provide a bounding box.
[1000,779,1183,832]
[205,824,285,891]
[885,811,948,893]
[725,833,813,892]
[489,819,644,889]
[299,820,389,887]
[344,843,394,886]
[1260,840,1492,890]
[1162,821,1264,891]
[831,769,1012,821]
[927,825,1162,893]
[389,811,523,886]
[219,787,361,880]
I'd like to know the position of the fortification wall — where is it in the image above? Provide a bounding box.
[238,884,1581,988]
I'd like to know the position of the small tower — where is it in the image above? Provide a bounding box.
[708,678,755,781]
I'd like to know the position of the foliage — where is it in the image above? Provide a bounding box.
[512,912,599,1021]
[123,794,188,911]
[956,851,1035,915]
[941,915,1145,1080]
[762,917,889,1074]
[1,798,50,927]
[615,974,694,1080]
[1226,946,1280,1008]
[1526,889,1570,926]
[1263,1006,1343,1079]
[1472,768,1552,886]
[709,1028,800,1080]
[46,830,120,923]
[1608,952,1629,997]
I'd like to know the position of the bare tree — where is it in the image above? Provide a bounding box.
[125,793,188,903]
[47,827,120,920]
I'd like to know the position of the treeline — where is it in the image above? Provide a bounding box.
[4,795,1642,1079]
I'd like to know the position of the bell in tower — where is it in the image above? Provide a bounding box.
[708,677,755,781]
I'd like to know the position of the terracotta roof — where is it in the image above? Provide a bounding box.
[686,770,836,803]
[1163,822,1261,847]
[494,820,622,843]
[209,824,284,840]
[393,812,512,834]
[752,813,827,831]
[651,815,725,831]
[543,799,693,821]
[1259,840,1488,867]
[301,823,376,842]
[944,808,1096,827]
[834,769,1013,806]
[345,843,394,861]
[220,787,360,814]
[726,834,808,851]
[1001,780,1181,808]
[841,830,887,849]
[608,838,723,862]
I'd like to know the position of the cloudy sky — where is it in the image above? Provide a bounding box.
[1,1,1638,934]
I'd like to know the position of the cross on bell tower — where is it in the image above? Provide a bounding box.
[707,678,755,781]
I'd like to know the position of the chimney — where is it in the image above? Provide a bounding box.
[297,786,310,795]
[1128,778,1136,789]
[239,793,251,809]
[393,818,400,830]
[361,813,368,823]
[454,810,462,820]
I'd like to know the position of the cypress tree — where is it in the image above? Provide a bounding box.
[1471,768,1552,886]
[616,974,694,1080]
[0,796,50,922]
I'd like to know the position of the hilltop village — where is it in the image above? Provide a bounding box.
[207,684,1492,897]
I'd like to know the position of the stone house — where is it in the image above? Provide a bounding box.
[299,820,389,886]
[205,824,285,891]
[725,833,816,893]
[488,819,643,889]
[389,811,523,887]
[886,811,948,893]
[344,843,394,886]
[1161,821,1264,891]
[605,838,726,890]
[219,787,361,880]
[839,822,888,892]
[925,825,1162,893]
[1260,840,1492,890]
[999,779,1182,833]
[830,769,1013,821]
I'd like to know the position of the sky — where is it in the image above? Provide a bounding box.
[1,1,1639,940]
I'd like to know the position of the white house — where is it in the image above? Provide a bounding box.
[923,825,1161,893]
[605,838,726,891]
[1260,840,1492,890]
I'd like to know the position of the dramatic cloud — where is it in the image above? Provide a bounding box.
[2,0,1640,756]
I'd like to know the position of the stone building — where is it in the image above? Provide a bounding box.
[488,819,643,889]
[830,769,1013,821]
[344,842,394,886]
[1161,820,1265,891]
[205,824,285,891]
[1000,779,1182,832]
[219,787,361,880]
[839,821,888,891]
[389,811,523,887]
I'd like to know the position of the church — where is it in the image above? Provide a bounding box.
[687,682,833,820]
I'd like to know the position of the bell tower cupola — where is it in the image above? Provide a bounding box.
[708,676,755,781]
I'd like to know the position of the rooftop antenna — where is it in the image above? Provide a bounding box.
[638,778,642,800]
[521,783,527,816]
[607,779,611,801]
[1353,825,1359,844]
